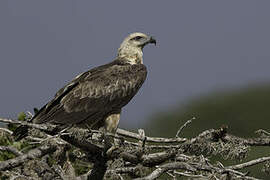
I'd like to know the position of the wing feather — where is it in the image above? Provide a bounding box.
[33,60,147,127]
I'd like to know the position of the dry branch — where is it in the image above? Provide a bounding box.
[175,117,194,138]
[0,118,50,131]
[116,128,187,143]
[227,156,270,170]
[0,143,57,171]
[0,117,269,179]
[0,146,23,156]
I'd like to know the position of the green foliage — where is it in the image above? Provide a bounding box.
[0,112,32,161]
[0,132,12,146]
[72,160,91,176]
[0,128,14,161]
[47,155,57,167]
[17,112,27,121]
[7,112,27,132]
[0,151,16,161]
[68,148,92,175]
[12,141,32,152]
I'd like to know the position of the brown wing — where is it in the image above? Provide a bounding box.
[33,60,147,128]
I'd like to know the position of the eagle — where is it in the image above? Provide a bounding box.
[14,32,156,140]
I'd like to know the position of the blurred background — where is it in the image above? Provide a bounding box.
[0,1,270,178]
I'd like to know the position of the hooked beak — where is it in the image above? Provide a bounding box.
[148,36,157,46]
[141,36,157,47]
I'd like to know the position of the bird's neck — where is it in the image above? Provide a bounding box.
[119,55,143,65]
[117,48,143,64]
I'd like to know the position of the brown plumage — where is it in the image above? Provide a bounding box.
[14,32,156,139]
[34,59,147,130]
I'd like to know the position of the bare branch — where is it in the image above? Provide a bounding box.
[116,128,187,143]
[141,150,177,167]
[138,129,146,149]
[175,117,195,138]
[0,146,23,156]
[0,143,57,171]
[0,117,53,131]
[134,162,196,180]
[255,129,270,136]
[0,116,269,179]
[173,171,206,178]
[224,134,270,146]
[0,127,13,134]
[227,156,270,170]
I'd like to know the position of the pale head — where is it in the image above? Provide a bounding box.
[117,32,156,64]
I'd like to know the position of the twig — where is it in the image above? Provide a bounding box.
[25,136,47,144]
[227,156,270,170]
[255,129,270,136]
[60,128,103,154]
[138,129,146,149]
[141,150,177,167]
[91,128,187,143]
[80,166,143,179]
[0,118,52,131]
[174,171,206,178]
[26,111,33,119]
[134,162,196,180]
[0,116,270,179]
[52,164,66,179]
[136,157,262,180]
[175,117,195,138]
[0,117,187,144]
[0,146,23,156]
[116,128,187,143]
[0,127,13,134]
[224,134,270,146]
[0,143,57,171]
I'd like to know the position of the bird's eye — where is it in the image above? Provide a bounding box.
[132,36,143,41]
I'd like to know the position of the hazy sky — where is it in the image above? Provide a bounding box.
[1,1,270,128]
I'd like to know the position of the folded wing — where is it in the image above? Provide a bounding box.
[32,60,147,128]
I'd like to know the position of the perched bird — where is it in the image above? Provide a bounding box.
[14,32,156,139]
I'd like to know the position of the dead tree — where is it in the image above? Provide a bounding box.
[0,115,269,179]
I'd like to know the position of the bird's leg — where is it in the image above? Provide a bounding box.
[103,130,112,153]
[104,112,120,155]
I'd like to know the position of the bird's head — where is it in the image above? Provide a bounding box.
[117,32,156,64]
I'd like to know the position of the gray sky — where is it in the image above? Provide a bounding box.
[1,1,270,128]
